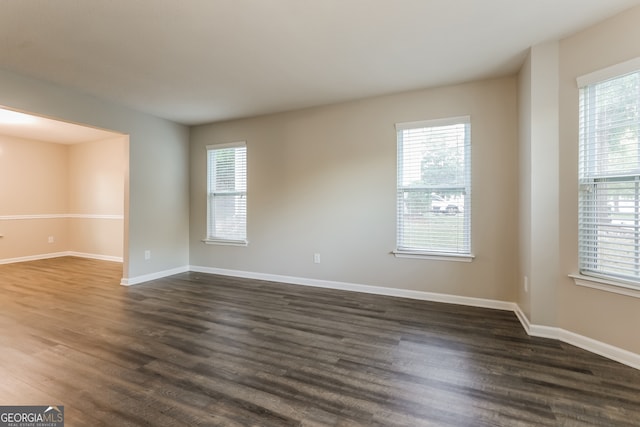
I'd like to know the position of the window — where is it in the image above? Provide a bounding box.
[206,142,247,245]
[578,65,640,284]
[395,116,472,259]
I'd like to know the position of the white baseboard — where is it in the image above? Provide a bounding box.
[121,265,189,286]
[513,305,640,370]
[513,305,560,339]
[0,251,123,265]
[0,252,69,265]
[189,265,515,311]
[558,329,640,370]
[68,251,123,263]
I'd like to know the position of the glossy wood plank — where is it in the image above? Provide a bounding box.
[1,257,639,426]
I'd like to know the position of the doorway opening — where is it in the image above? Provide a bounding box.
[0,106,129,283]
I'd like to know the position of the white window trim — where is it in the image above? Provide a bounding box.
[395,116,471,132]
[205,141,246,151]
[202,238,248,247]
[569,274,640,299]
[576,56,640,88]
[392,250,475,262]
[395,115,472,259]
[575,58,640,294]
[205,141,247,245]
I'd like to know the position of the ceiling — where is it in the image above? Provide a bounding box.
[0,0,639,127]
[0,108,121,144]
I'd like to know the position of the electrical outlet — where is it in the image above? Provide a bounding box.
[144,250,151,260]
[524,276,529,293]
[314,253,321,264]
[48,236,55,243]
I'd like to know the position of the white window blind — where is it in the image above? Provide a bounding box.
[206,142,247,244]
[578,68,640,283]
[396,116,471,255]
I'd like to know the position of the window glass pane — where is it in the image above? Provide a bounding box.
[209,194,247,240]
[580,73,640,178]
[207,144,247,242]
[398,189,467,252]
[579,70,640,283]
[396,118,471,254]
[580,180,640,280]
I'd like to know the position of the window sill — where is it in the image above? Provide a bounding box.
[202,239,248,247]
[569,273,640,299]
[392,250,474,262]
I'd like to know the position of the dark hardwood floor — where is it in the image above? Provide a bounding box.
[1,257,639,426]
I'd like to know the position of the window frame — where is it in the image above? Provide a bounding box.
[204,141,248,246]
[394,116,473,261]
[576,58,640,290]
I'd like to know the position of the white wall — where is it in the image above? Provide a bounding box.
[0,68,190,281]
[190,77,519,301]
